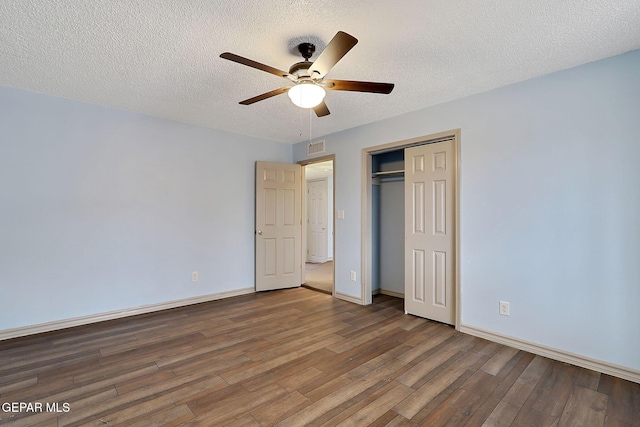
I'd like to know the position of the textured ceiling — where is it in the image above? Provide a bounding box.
[1,1,639,143]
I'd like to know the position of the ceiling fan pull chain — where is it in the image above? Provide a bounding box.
[299,107,303,138]
[309,107,313,145]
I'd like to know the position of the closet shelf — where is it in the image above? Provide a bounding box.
[372,169,405,177]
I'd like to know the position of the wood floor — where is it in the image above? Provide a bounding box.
[1,288,638,426]
[303,261,333,294]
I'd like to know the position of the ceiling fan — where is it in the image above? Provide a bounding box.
[220,31,394,117]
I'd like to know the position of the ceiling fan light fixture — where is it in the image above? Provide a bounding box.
[288,82,326,109]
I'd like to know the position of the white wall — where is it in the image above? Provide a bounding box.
[0,86,291,331]
[293,50,640,372]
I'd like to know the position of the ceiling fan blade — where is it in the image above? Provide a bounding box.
[313,101,330,117]
[309,31,358,78]
[220,52,292,79]
[239,87,290,105]
[324,79,394,94]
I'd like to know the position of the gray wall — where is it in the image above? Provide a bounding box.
[373,151,405,295]
[379,177,404,295]
[0,86,291,330]
[293,50,640,372]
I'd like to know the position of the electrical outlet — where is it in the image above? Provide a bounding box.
[350,271,357,281]
[499,301,510,316]
[192,271,199,282]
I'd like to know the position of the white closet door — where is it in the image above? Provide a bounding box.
[404,140,455,324]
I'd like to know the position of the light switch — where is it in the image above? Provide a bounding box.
[337,210,345,219]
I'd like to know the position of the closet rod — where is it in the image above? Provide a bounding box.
[372,169,404,177]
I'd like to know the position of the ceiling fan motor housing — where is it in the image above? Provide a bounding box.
[289,61,314,78]
[289,43,318,78]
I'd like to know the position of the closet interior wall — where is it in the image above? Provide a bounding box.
[371,150,405,297]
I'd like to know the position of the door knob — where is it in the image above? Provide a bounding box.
[257,230,263,235]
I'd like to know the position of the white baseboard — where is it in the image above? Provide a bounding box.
[460,323,640,384]
[335,291,363,305]
[379,289,405,299]
[0,287,255,341]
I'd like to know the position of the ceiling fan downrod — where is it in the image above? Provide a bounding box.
[297,42,316,61]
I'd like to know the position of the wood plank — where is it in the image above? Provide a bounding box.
[396,343,461,387]
[239,348,335,393]
[330,381,413,426]
[598,374,640,425]
[277,359,406,426]
[394,351,483,419]
[481,346,521,376]
[368,409,403,427]
[99,376,226,426]
[309,380,395,426]
[250,390,311,426]
[502,355,552,406]
[418,388,484,427]
[523,361,581,418]
[484,351,537,404]
[277,366,326,393]
[126,404,195,427]
[59,374,222,426]
[461,370,503,397]
[297,337,407,400]
[463,396,502,426]
[302,341,410,403]
[221,415,261,427]
[482,400,521,427]
[557,386,608,427]
[154,336,257,368]
[603,416,633,427]
[2,364,159,405]
[511,406,560,427]
[0,375,37,394]
[395,328,455,363]
[187,383,289,425]
[220,333,344,384]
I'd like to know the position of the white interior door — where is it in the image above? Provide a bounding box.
[255,161,302,291]
[307,178,328,263]
[404,140,455,324]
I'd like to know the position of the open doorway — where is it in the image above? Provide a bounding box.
[301,158,335,295]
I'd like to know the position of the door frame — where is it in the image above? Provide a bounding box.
[361,129,462,329]
[299,154,336,295]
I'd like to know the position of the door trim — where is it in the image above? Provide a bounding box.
[299,155,336,296]
[361,130,461,330]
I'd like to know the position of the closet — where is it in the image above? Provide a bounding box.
[367,136,456,325]
[371,149,405,298]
